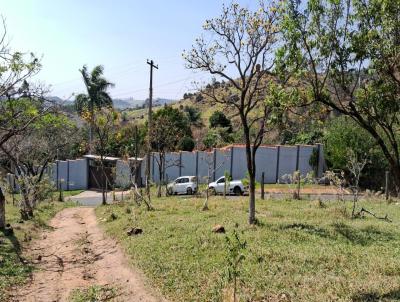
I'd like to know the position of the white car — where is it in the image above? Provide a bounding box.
[208,176,247,196]
[167,176,198,195]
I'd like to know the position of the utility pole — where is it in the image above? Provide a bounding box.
[145,59,158,200]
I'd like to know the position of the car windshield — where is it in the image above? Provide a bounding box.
[217,177,225,183]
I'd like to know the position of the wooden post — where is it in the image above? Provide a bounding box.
[261,172,265,200]
[385,171,390,200]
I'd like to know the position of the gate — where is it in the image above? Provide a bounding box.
[88,161,114,190]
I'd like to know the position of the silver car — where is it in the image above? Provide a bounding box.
[208,176,246,195]
[167,176,198,195]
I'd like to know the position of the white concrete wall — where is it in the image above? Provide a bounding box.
[52,159,88,190]
[255,146,278,183]
[231,146,247,181]
[277,146,298,182]
[68,159,88,190]
[144,144,325,184]
[215,149,231,180]
[115,160,131,188]
[197,151,213,183]
[298,146,315,176]
[164,153,180,182]
[181,151,196,176]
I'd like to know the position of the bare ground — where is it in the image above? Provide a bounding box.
[10,207,166,302]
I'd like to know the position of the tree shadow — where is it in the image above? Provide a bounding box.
[332,222,396,246]
[280,223,331,238]
[352,288,400,301]
[0,228,22,256]
[279,222,396,246]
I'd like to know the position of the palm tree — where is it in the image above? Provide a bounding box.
[75,65,114,151]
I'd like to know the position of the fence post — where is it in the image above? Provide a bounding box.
[261,172,265,200]
[275,146,281,183]
[385,171,390,200]
[296,171,301,199]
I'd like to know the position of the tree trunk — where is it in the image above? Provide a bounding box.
[391,166,400,196]
[248,176,256,224]
[244,128,256,225]
[102,188,106,205]
[0,188,5,229]
[157,154,164,198]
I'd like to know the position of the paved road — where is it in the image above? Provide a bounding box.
[67,190,131,206]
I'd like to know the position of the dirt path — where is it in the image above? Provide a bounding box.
[11,207,165,302]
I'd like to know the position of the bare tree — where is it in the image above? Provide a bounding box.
[347,150,368,218]
[201,151,227,211]
[184,2,281,224]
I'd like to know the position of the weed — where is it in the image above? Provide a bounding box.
[69,285,118,302]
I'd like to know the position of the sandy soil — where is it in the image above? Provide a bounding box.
[10,207,165,302]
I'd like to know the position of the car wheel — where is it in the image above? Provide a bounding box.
[187,187,193,195]
[209,187,216,196]
[233,186,242,196]
[167,188,173,196]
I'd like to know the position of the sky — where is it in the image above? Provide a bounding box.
[0,0,255,101]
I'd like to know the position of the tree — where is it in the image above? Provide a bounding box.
[280,0,400,194]
[0,112,78,218]
[0,19,49,149]
[75,65,114,150]
[184,2,281,224]
[178,136,195,151]
[83,108,119,205]
[183,105,203,127]
[209,111,232,132]
[150,106,192,197]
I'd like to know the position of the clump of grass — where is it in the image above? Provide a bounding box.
[69,285,118,302]
[96,197,400,302]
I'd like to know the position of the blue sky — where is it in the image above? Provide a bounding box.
[1,1,255,100]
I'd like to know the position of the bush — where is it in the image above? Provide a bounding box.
[179,136,195,151]
[209,111,232,131]
[323,116,387,189]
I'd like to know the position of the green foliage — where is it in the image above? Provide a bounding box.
[224,229,246,301]
[280,0,400,190]
[209,111,232,132]
[183,105,202,127]
[203,127,234,149]
[69,285,118,302]
[104,123,146,158]
[178,136,195,151]
[203,130,220,149]
[323,116,387,189]
[324,116,375,170]
[75,65,114,114]
[150,105,193,152]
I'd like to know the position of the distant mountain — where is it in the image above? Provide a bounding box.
[47,96,73,105]
[114,97,177,109]
[47,96,177,110]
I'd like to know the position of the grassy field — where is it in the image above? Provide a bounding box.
[96,195,400,302]
[0,198,77,301]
